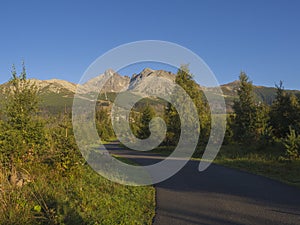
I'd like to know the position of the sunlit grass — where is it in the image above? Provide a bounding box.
[0,163,155,225]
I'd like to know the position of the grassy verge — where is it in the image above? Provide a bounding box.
[215,157,300,187]
[0,162,155,225]
[214,144,300,188]
[145,143,300,188]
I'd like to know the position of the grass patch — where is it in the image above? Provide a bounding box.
[0,162,155,225]
[215,157,300,187]
[214,143,300,188]
[142,142,300,189]
[141,145,206,158]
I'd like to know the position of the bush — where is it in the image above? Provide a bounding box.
[283,127,300,160]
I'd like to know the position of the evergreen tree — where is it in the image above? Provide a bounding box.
[96,107,115,141]
[0,63,47,167]
[164,65,210,145]
[51,112,82,171]
[270,81,300,138]
[283,127,300,160]
[256,103,272,143]
[137,104,155,139]
[233,72,259,143]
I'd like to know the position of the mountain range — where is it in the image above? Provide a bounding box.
[0,68,299,113]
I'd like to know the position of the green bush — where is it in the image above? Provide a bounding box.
[283,127,300,160]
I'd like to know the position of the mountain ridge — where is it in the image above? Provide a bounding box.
[0,68,299,113]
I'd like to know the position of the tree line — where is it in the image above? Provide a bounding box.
[229,73,300,160]
[121,67,300,161]
[3,63,297,174]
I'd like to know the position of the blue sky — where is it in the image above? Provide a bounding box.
[0,0,299,89]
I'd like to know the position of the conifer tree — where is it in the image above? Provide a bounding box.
[96,107,115,141]
[164,65,210,145]
[0,63,47,167]
[137,104,155,139]
[233,72,258,143]
[270,81,300,138]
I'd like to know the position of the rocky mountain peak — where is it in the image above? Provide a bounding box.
[127,68,176,96]
[83,69,130,93]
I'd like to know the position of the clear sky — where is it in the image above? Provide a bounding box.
[0,0,299,89]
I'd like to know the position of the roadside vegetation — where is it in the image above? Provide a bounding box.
[127,66,300,188]
[214,144,300,188]
[0,64,155,225]
[214,74,300,188]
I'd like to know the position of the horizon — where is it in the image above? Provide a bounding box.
[0,1,299,89]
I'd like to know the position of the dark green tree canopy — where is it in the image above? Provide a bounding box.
[137,104,155,139]
[233,72,259,143]
[164,65,210,145]
[270,81,300,138]
[0,64,47,166]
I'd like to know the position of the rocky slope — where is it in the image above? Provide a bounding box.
[83,69,130,93]
[128,68,176,96]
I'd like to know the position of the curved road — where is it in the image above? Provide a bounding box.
[105,142,300,225]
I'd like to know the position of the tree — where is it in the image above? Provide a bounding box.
[50,112,82,172]
[256,103,272,144]
[0,64,47,167]
[270,81,300,138]
[164,65,210,145]
[95,107,115,141]
[232,72,260,143]
[283,127,300,160]
[137,104,155,139]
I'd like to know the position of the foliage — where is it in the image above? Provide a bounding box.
[223,114,235,145]
[232,72,257,143]
[136,104,155,139]
[270,81,300,138]
[283,127,300,160]
[0,163,155,225]
[164,65,210,145]
[49,113,83,172]
[0,64,155,224]
[232,72,270,144]
[215,143,300,188]
[0,64,48,167]
[95,108,115,141]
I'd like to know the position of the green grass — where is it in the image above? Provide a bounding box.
[139,145,206,158]
[214,144,300,188]
[143,142,300,189]
[0,162,155,225]
[215,157,300,187]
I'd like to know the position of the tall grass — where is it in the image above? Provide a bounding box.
[0,163,155,225]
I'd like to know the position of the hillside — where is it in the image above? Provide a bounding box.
[220,80,300,112]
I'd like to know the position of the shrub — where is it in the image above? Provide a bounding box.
[283,127,300,160]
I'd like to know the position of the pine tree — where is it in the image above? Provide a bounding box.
[270,81,300,138]
[96,108,115,141]
[51,111,82,171]
[0,63,47,167]
[164,65,209,145]
[233,72,259,143]
[283,127,300,160]
[137,104,155,139]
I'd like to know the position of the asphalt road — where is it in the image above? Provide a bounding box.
[105,142,300,225]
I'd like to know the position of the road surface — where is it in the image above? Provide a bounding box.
[104,142,300,225]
